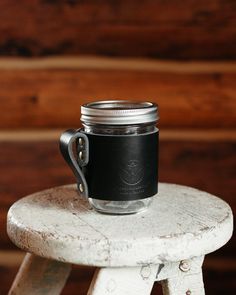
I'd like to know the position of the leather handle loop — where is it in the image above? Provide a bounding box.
[59,129,89,198]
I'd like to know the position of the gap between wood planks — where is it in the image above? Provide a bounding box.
[0,56,235,73]
[0,129,235,142]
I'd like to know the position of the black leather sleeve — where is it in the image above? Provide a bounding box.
[82,130,158,201]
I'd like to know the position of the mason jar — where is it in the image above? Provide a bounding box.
[60,100,159,215]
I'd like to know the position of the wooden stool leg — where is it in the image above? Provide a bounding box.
[159,256,205,295]
[8,253,71,295]
[161,272,204,295]
[87,265,159,295]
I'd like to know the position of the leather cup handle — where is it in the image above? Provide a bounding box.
[59,129,89,198]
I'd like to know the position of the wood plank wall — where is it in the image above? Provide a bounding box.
[0,1,235,294]
[0,0,236,59]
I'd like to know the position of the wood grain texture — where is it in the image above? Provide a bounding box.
[1,263,95,295]
[1,57,236,72]
[0,1,235,59]
[0,60,236,129]
[7,184,232,266]
[0,138,235,254]
[8,253,71,295]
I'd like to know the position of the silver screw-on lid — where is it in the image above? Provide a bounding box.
[81,100,159,125]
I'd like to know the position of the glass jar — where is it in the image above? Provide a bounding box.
[80,100,159,214]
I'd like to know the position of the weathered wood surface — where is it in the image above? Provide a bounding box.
[1,138,235,252]
[0,1,235,59]
[87,259,205,295]
[88,265,159,295]
[1,260,95,295]
[1,256,235,295]
[7,183,233,266]
[160,257,205,295]
[8,253,71,295]
[0,59,235,129]
[6,185,233,294]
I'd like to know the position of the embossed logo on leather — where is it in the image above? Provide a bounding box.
[119,160,144,185]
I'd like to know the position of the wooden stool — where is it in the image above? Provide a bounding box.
[7,183,233,295]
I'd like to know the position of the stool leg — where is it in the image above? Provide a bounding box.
[87,265,158,295]
[159,256,205,295]
[8,253,71,295]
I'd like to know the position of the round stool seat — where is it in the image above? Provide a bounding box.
[7,183,233,267]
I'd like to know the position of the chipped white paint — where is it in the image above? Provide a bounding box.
[8,253,71,295]
[159,256,205,295]
[161,270,205,295]
[88,265,159,295]
[7,183,233,267]
[155,256,204,282]
[88,257,205,295]
[7,183,233,294]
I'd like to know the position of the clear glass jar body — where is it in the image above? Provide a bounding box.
[83,122,157,215]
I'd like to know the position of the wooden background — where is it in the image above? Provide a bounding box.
[0,0,235,294]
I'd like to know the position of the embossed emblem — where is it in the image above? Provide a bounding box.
[120,160,144,185]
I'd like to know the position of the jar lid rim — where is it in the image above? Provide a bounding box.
[81,100,159,125]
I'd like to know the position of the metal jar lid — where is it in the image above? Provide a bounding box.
[81,100,159,125]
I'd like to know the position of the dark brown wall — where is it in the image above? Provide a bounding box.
[0,0,236,59]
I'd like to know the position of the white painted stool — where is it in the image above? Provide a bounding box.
[7,183,233,295]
